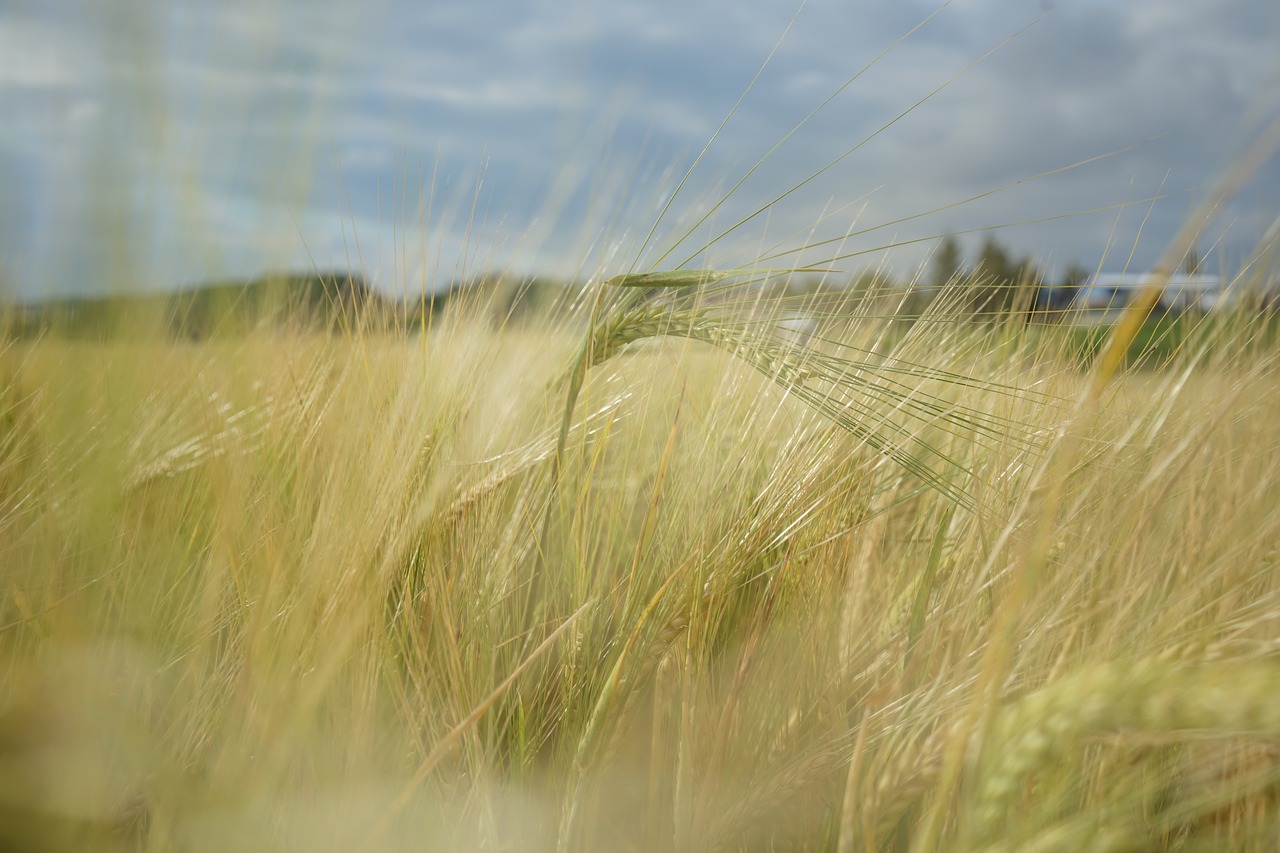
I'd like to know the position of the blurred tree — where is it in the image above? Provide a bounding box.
[965,234,1046,321]
[1013,255,1043,320]
[932,236,965,289]
[969,234,1012,317]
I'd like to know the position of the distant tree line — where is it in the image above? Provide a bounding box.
[768,235,1092,328]
[929,234,1089,321]
[0,269,572,340]
[15,240,1249,342]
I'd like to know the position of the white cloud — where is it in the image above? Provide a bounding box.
[0,14,90,89]
[383,76,567,111]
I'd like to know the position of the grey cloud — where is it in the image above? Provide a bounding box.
[1,0,1276,299]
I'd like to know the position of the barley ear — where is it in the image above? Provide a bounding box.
[968,659,1280,847]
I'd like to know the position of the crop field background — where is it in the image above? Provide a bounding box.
[4,2,1280,852]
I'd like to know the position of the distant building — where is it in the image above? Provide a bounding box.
[1077,273,1226,315]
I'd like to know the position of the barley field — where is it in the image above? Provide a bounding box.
[5,5,1280,852]
[4,269,1280,851]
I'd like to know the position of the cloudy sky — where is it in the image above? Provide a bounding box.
[1,0,1278,300]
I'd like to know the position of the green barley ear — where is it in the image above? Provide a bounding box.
[544,258,1056,524]
[967,659,1280,849]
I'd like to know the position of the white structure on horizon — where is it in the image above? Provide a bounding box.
[1079,273,1227,313]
